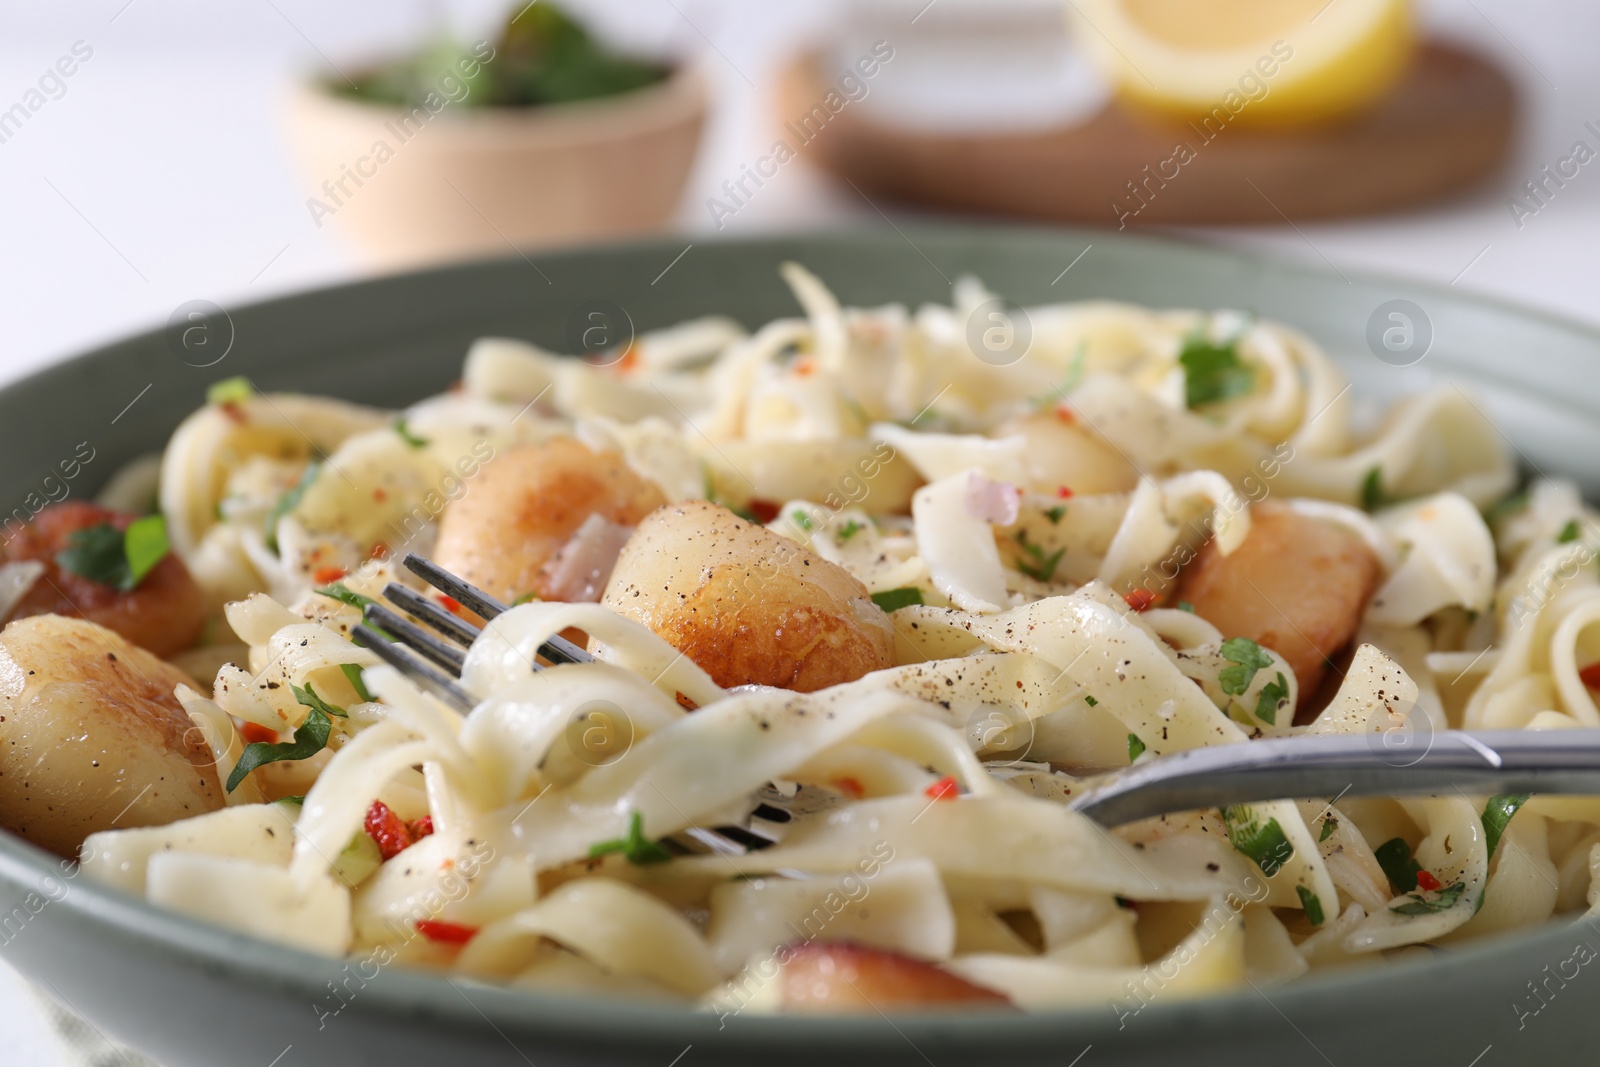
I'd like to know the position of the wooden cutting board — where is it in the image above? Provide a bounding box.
[777,41,1515,225]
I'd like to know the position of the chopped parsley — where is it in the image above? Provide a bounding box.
[292,683,347,720]
[1390,881,1465,916]
[511,591,540,606]
[1127,733,1146,761]
[264,461,320,553]
[838,519,864,541]
[790,509,814,532]
[1043,505,1067,525]
[1374,836,1422,893]
[316,582,377,612]
[1220,806,1293,877]
[1558,519,1582,544]
[1254,671,1289,725]
[1014,530,1065,583]
[871,587,924,613]
[1360,467,1388,512]
[1319,817,1338,842]
[56,515,171,591]
[1218,637,1274,697]
[1179,330,1254,409]
[1084,695,1098,707]
[206,376,254,405]
[1296,886,1326,926]
[587,811,672,866]
[393,418,430,449]
[1484,489,1529,525]
[1177,601,1196,614]
[340,664,373,703]
[225,689,340,792]
[1481,793,1531,857]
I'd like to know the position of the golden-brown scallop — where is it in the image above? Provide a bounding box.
[0,615,223,857]
[778,942,1011,1012]
[432,437,666,604]
[602,500,895,692]
[995,408,1140,495]
[3,501,206,659]
[1175,502,1382,700]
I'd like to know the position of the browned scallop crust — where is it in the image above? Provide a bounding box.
[3,501,206,659]
[432,437,667,604]
[0,616,223,857]
[778,941,1012,1011]
[602,501,896,692]
[1175,502,1382,700]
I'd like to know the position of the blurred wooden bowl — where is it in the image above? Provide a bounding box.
[284,65,707,269]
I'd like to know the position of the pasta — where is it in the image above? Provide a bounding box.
[15,261,1598,1016]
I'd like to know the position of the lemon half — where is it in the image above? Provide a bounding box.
[1069,0,1414,127]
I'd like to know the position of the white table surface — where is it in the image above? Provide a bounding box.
[3,0,1597,1062]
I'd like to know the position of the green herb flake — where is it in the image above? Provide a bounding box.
[1390,881,1466,916]
[1485,489,1529,525]
[123,515,170,588]
[1218,637,1274,697]
[393,418,430,449]
[1220,806,1293,877]
[790,509,814,532]
[1254,671,1289,725]
[292,683,347,720]
[340,663,373,703]
[587,811,672,866]
[1296,886,1326,926]
[871,587,924,613]
[226,705,333,792]
[264,461,321,553]
[1127,733,1146,762]
[1360,466,1387,512]
[1319,817,1338,843]
[1558,519,1582,544]
[1014,535,1066,583]
[57,517,171,592]
[838,519,864,542]
[1177,601,1196,614]
[1179,330,1254,409]
[1085,695,1099,707]
[1373,836,1422,894]
[206,376,254,405]
[511,591,540,606]
[1044,505,1067,525]
[1482,793,1531,858]
[316,582,377,612]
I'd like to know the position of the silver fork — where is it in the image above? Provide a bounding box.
[354,554,1600,841]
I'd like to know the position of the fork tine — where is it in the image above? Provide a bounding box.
[383,583,480,648]
[401,553,594,667]
[353,624,475,713]
[364,604,467,676]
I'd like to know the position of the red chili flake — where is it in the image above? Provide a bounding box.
[832,776,865,799]
[438,595,463,615]
[372,488,388,503]
[924,775,959,800]
[1054,405,1076,425]
[1581,663,1600,690]
[674,691,699,711]
[794,357,817,377]
[1056,486,1074,499]
[219,401,248,425]
[312,565,347,584]
[617,344,640,374]
[364,800,416,861]
[448,380,465,394]
[239,721,279,745]
[369,542,389,559]
[410,816,434,839]
[746,499,781,524]
[415,920,478,945]
[1124,588,1158,612]
[1415,870,1442,892]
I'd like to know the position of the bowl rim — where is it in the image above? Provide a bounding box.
[286,59,710,139]
[6,220,1600,1051]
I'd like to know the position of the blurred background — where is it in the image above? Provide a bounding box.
[1,0,1597,1060]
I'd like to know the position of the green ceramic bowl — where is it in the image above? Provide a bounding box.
[1,225,1595,1066]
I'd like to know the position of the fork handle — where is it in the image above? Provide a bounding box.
[1068,730,1600,827]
